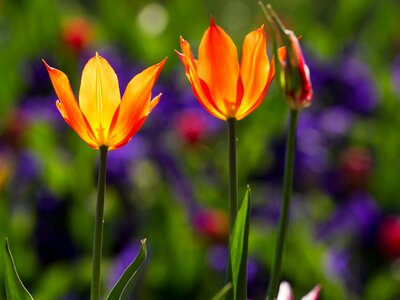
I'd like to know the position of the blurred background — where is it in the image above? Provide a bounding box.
[0,0,400,299]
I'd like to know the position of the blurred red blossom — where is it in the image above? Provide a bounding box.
[61,17,93,52]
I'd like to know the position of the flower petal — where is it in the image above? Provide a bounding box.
[277,281,294,300]
[43,60,97,147]
[236,25,271,119]
[197,17,240,117]
[109,93,162,150]
[109,58,166,148]
[79,53,121,143]
[301,285,321,300]
[150,93,162,112]
[176,37,227,120]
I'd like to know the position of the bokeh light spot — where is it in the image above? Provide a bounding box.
[137,3,169,37]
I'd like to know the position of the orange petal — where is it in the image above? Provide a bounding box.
[43,60,97,147]
[79,53,121,144]
[237,25,270,119]
[150,93,162,112]
[108,117,146,150]
[108,92,162,150]
[197,17,240,117]
[109,58,167,148]
[177,37,227,120]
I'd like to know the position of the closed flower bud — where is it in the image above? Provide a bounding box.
[266,5,313,110]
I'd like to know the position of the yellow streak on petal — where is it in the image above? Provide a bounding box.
[79,53,121,145]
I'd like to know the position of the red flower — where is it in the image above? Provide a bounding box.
[61,17,93,52]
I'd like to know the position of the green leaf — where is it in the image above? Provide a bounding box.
[211,282,232,300]
[107,239,147,300]
[230,186,251,300]
[4,238,34,300]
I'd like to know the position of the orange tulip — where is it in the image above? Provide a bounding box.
[176,17,278,121]
[43,53,166,150]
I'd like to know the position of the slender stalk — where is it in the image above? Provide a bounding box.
[228,118,238,233]
[266,110,298,300]
[225,118,238,299]
[91,146,108,300]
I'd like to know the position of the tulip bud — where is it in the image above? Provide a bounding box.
[265,4,313,110]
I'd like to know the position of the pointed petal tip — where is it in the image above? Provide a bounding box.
[158,57,168,68]
[256,24,266,36]
[210,16,216,27]
[42,59,54,71]
[174,49,183,57]
[149,93,162,112]
[179,36,187,46]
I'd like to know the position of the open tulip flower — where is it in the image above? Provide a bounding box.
[176,17,279,121]
[277,281,321,300]
[43,53,166,150]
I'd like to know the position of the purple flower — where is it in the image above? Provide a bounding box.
[106,135,148,186]
[310,55,379,115]
[317,192,380,240]
[392,55,400,96]
[207,245,228,272]
[319,106,354,139]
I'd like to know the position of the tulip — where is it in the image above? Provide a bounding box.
[277,281,321,300]
[264,4,313,110]
[258,4,313,300]
[177,18,280,300]
[176,17,277,121]
[43,53,166,150]
[44,53,166,300]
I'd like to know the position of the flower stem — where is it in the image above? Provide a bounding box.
[266,109,298,300]
[228,118,238,236]
[225,118,238,298]
[91,146,108,300]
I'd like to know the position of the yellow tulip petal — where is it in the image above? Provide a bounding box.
[197,17,240,117]
[43,60,98,147]
[79,53,121,144]
[177,37,227,120]
[110,58,167,147]
[237,26,270,118]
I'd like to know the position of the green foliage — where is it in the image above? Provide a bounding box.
[211,283,232,300]
[230,187,251,300]
[4,238,34,300]
[107,239,147,300]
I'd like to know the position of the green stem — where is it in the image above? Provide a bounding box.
[0,192,7,297]
[225,118,238,298]
[91,146,108,300]
[228,118,238,234]
[266,110,298,300]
